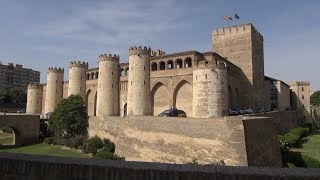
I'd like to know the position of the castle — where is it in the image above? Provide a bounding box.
[26,23,311,119]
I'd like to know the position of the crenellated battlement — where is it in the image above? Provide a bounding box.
[129,46,151,56]
[48,67,64,73]
[27,83,43,89]
[69,61,89,69]
[212,23,263,41]
[99,54,120,62]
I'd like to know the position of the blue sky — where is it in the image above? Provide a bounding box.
[0,0,319,90]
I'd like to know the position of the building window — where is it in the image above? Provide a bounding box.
[302,87,304,91]
[302,95,304,100]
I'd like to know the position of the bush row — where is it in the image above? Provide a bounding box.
[278,126,310,152]
[282,152,320,168]
[44,136,123,160]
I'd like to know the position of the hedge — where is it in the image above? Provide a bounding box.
[278,127,309,152]
[282,151,320,168]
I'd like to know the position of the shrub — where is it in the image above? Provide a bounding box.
[101,139,115,153]
[284,162,296,168]
[302,123,313,133]
[278,127,309,152]
[44,137,55,144]
[82,136,103,154]
[282,152,320,168]
[93,151,125,160]
[69,135,86,149]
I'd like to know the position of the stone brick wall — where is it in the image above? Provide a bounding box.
[0,115,39,146]
[89,115,282,167]
[247,111,304,134]
[243,118,282,167]
[1,153,319,180]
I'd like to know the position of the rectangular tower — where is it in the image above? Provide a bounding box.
[212,23,264,107]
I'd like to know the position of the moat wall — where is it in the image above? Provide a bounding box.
[88,115,283,167]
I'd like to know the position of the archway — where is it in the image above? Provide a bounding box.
[159,61,165,70]
[86,73,90,80]
[151,62,158,71]
[0,126,18,146]
[167,60,174,69]
[123,103,127,116]
[125,67,129,76]
[86,89,97,116]
[95,71,99,79]
[228,85,233,108]
[151,82,169,116]
[176,59,183,69]
[120,68,125,76]
[184,57,192,68]
[91,72,95,80]
[173,80,193,117]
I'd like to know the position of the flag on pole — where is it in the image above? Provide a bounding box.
[235,13,240,20]
[228,16,233,21]
[222,16,227,21]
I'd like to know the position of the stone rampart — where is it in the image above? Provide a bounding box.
[0,153,319,180]
[89,115,282,167]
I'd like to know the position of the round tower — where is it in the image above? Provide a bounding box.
[127,46,151,116]
[45,67,64,113]
[68,61,88,99]
[26,83,43,114]
[97,54,120,116]
[193,60,228,118]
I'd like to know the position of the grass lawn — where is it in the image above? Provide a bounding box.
[290,130,320,161]
[0,132,13,145]
[0,143,89,158]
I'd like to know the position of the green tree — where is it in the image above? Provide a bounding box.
[9,87,26,104]
[311,91,320,106]
[48,95,88,139]
[0,89,10,104]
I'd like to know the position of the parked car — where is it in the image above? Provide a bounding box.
[158,108,187,117]
[228,108,239,116]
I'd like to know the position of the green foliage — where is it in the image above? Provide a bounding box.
[93,151,125,160]
[278,127,309,152]
[0,87,26,104]
[282,152,320,168]
[44,137,55,144]
[284,162,296,168]
[101,139,115,153]
[0,126,12,134]
[48,95,88,139]
[69,135,86,149]
[311,91,320,106]
[302,123,313,133]
[82,136,103,154]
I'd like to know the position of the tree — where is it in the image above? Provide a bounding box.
[48,95,88,139]
[311,91,320,106]
[0,89,10,104]
[9,87,26,104]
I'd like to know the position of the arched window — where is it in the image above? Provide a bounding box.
[176,59,183,69]
[151,62,157,71]
[120,68,125,76]
[86,73,90,80]
[185,57,192,68]
[167,60,174,69]
[91,72,95,80]
[95,71,99,79]
[159,61,165,70]
[125,67,129,76]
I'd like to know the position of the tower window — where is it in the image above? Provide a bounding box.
[302,95,304,100]
[144,81,145,85]
[131,81,132,85]
[112,84,113,88]
[112,72,113,75]
[205,74,207,79]
[302,87,304,91]
[144,66,145,71]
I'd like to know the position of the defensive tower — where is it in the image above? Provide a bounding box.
[212,23,264,107]
[26,83,43,114]
[193,60,228,117]
[97,54,120,116]
[68,61,88,99]
[127,46,151,115]
[45,67,64,113]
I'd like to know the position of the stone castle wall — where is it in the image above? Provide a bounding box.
[88,115,282,167]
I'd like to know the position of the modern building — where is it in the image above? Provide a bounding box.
[0,62,40,90]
